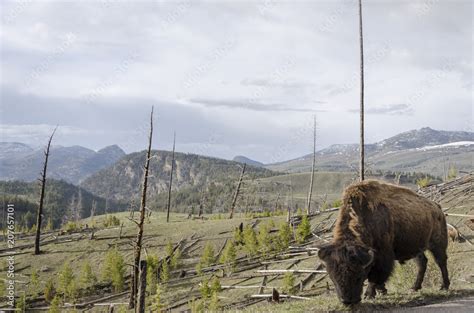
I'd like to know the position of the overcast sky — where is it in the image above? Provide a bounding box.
[1,0,472,163]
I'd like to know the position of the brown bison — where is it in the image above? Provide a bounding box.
[318,180,450,305]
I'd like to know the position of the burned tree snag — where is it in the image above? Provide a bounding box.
[229,164,246,219]
[34,126,57,255]
[137,260,147,313]
[198,188,205,217]
[358,0,365,181]
[166,131,176,223]
[306,116,316,215]
[129,107,154,309]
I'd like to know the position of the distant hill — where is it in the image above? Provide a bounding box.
[80,150,277,203]
[266,128,474,176]
[0,143,126,184]
[233,155,264,167]
[0,179,126,230]
[376,127,474,151]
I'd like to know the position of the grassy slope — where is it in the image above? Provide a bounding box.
[266,148,474,177]
[252,171,355,205]
[0,183,472,312]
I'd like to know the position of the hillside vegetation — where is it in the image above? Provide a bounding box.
[80,150,276,202]
[1,175,472,312]
[0,180,126,230]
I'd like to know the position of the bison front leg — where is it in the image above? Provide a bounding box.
[364,282,387,299]
[412,253,428,291]
[365,252,394,299]
[364,282,377,299]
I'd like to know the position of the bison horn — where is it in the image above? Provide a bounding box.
[363,249,375,269]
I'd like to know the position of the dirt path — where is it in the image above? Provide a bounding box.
[388,297,474,312]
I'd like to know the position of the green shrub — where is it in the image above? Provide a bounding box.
[200,278,211,298]
[16,293,26,312]
[257,222,274,256]
[243,226,258,257]
[209,291,220,311]
[332,199,342,208]
[66,279,79,302]
[189,297,205,313]
[160,261,170,283]
[48,295,62,313]
[102,247,126,291]
[151,283,164,311]
[58,262,75,300]
[44,278,56,303]
[146,255,159,294]
[30,269,40,297]
[296,215,311,243]
[448,165,458,180]
[210,276,222,294]
[196,242,215,274]
[283,272,295,295]
[80,261,97,287]
[277,222,292,251]
[416,176,432,188]
[63,221,79,232]
[233,227,244,245]
[165,241,174,257]
[170,249,182,269]
[103,215,121,227]
[219,240,236,274]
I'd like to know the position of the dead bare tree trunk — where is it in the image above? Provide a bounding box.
[91,200,96,220]
[129,107,154,309]
[274,192,280,213]
[166,132,176,223]
[229,164,246,219]
[34,126,57,255]
[306,116,316,215]
[198,188,205,217]
[358,0,365,182]
[137,260,147,313]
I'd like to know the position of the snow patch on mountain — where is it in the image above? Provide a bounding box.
[416,141,474,151]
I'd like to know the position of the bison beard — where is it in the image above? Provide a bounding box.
[318,180,450,305]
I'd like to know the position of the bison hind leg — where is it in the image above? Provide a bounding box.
[429,246,450,290]
[412,252,428,291]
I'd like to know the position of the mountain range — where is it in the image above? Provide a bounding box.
[0,142,126,184]
[1,127,472,191]
[265,127,474,176]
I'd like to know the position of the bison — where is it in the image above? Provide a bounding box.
[318,180,450,305]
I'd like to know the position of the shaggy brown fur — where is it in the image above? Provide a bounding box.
[318,180,449,305]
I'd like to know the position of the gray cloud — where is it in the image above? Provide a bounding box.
[241,78,316,89]
[0,1,471,163]
[189,98,326,112]
[349,104,414,115]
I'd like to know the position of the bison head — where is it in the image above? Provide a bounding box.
[318,243,374,305]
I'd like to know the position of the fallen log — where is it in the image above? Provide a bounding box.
[444,213,474,218]
[221,285,277,290]
[256,269,326,274]
[250,294,311,300]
